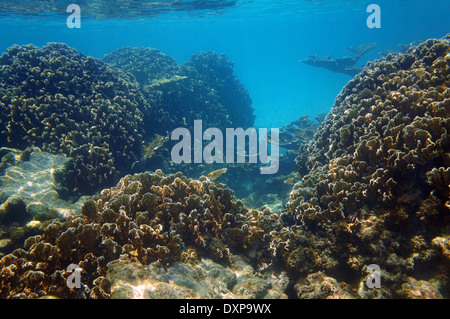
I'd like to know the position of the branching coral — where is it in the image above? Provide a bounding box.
[0,170,282,298]
[284,35,450,297]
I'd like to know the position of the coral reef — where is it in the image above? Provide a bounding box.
[1,36,449,299]
[294,271,356,299]
[103,47,255,181]
[279,115,320,152]
[379,40,425,58]
[0,170,283,298]
[103,47,255,137]
[0,43,150,195]
[217,114,320,210]
[0,147,88,257]
[182,51,255,129]
[280,35,450,297]
[398,277,443,299]
[102,47,180,87]
[0,44,256,195]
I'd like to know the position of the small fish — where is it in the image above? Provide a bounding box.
[284,177,295,184]
[150,75,187,87]
[207,168,227,181]
[143,134,169,159]
[413,94,427,107]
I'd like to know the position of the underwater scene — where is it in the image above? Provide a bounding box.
[0,0,449,300]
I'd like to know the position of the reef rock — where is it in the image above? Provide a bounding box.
[0,147,89,258]
[294,271,356,299]
[108,255,288,299]
[0,147,86,218]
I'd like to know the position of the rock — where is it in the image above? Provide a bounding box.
[0,148,87,218]
[294,272,356,299]
[107,255,288,299]
[400,277,443,299]
[0,195,29,225]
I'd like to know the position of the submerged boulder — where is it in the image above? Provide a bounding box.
[0,147,86,219]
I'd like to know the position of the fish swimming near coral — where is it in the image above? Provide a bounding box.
[207,168,227,181]
[314,113,327,124]
[284,172,302,184]
[143,134,169,159]
[283,177,295,184]
[149,75,188,87]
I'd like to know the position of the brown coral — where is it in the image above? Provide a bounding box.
[0,170,282,298]
[0,43,150,195]
[283,35,450,298]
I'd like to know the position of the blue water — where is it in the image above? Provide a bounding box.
[0,0,449,128]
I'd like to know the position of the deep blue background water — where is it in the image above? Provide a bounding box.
[0,0,449,128]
